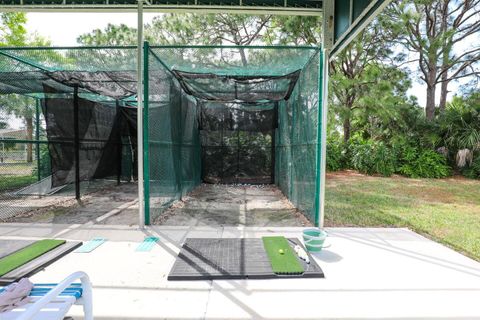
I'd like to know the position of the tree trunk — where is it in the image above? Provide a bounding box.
[25,116,33,163]
[239,47,247,67]
[439,74,449,113]
[343,116,351,143]
[425,85,436,121]
[425,67,437,120]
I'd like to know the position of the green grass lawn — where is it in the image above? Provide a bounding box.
[0,175,37,192]
[325,171,480,261]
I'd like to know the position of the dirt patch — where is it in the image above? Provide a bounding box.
[5,182,138,225]
[155,184,313,227]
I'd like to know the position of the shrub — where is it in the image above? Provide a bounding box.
[462,155,480,179]
[350,139,396,176]
[326,139,347,171]
[399,149,450,178]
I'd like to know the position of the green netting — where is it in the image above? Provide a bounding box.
[146,48,202,223]
[0,44,322,225]
[0,47,137,72]
[146,45,321,224]
[276,50,320,223]
[150,46,317,77]
[0,47,138,99]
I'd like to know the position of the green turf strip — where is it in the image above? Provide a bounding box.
[262,236,304,275]
[0,239,66,277]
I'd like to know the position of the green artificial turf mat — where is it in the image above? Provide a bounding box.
[0,239,66,277]
[262,236,304,275]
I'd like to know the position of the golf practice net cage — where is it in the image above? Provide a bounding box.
[0,44,323,225]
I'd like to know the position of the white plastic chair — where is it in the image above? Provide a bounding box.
[0,271,93,320]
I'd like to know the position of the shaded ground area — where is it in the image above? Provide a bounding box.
[325,170,480,261]
[4,182,138,225]
[156,184,311,227]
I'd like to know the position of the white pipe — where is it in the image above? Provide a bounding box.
[17,271,93,320]
[137,0,145,228]
[319,49,329,228]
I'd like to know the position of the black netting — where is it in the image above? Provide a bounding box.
[199,101,277,184]
[42,85,137,187]
[46,71,137,99]
[172,70,300,103]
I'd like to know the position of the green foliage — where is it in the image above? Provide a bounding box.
[438,95,480,153]
[78,14,273,46]
[0,13,27,46]
[326,139,348,172]
[265,16,321,46]
[399,149,450,179]
[31,144,51,179]
[328,30,418,144]
[77,23,137,45]
[382,1,480,119]
[327,133,452,179]
[462,155,480,179]
[349,139,396,176]
[0,94,36,120]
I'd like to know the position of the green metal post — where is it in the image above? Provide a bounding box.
[314,51,324,227]
[143,41,150,225]
[35,99,41,182]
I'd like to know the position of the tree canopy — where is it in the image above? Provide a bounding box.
[2,5,480,178]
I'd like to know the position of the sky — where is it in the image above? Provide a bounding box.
[26,12,158,46]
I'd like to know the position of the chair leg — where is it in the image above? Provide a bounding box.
[80,274,94,320]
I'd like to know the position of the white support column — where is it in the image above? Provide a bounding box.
[319,49,329,228]
[322,0,335,51]
[321,6,332,229]
[137,0,145,228]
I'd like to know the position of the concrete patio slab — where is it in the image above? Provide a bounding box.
[0,225,479,319]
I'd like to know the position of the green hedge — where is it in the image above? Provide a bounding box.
[326,138,451,179]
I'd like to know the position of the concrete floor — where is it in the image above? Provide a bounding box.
[1,224,479,319]
[156,184,311,227]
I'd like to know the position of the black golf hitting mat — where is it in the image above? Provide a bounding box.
[168,238,324,280]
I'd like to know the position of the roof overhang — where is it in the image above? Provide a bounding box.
[0,0,392,56]
[0,0,322,15]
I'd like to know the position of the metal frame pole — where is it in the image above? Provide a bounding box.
[116,100,122,186]
[73,85,81,201]
[35,98,41,182]
[137,0,145,228]
[143,40,150,225]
